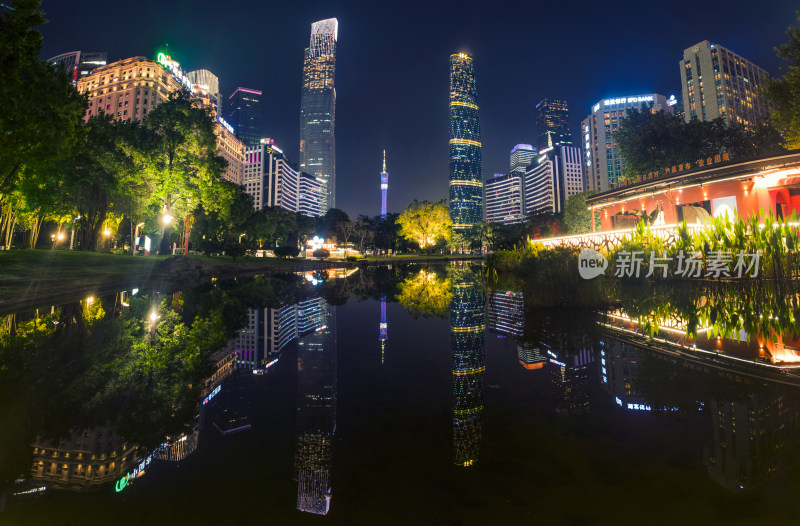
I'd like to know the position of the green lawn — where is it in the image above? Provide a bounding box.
[0,250,484,313]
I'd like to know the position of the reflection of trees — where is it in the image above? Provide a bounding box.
[397,267,453,318]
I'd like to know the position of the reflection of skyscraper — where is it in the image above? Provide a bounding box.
[705,389,800,491]
[299,18,338,210]
[449,53,483,232]
[379,295,388,364]
[517,342,547,371]
[450,265,486,467]
[487,290,524,337]
[295,302,336,514]
[548,347,594,416]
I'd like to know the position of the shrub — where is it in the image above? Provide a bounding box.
[274,245,300,258]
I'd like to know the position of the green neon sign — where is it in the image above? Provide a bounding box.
[156,52,167,66]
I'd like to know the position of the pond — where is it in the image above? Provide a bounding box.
[1,262,800,524]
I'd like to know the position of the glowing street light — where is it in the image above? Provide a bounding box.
[162,214,173,226]
[149,310,159,322]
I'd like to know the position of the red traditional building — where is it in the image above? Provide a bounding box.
[587,152,800,231]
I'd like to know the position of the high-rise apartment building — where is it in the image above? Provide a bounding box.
[77,56,184,122]
[243,139,300,211]
[449,53,483,231]
[535,99,571,151]
[484,173,524,225]
[49,51,107,86]
[523,145,582,216]
[509,143,536,175]
[298,172,327,218]
[680,40,770,128]
[299,18,338,210]
[581,94,672,192]
[380,151,389,219]
[226,87,262,148]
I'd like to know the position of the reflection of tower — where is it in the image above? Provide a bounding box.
[548,347,593,416]
[379,295,388,364]
[380,151,389,219]
[705,390,800,491]
[450,266,485,467]
[295,301,337,515]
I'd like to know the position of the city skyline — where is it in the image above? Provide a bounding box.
[38,0,797,217]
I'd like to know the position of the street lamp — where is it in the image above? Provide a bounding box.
[162,214,173,226]
[133,222,145,255]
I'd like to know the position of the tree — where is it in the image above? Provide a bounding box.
[0,0,86,195]
[563,191,600,234]
[312,248,330,260]
[138,92,231,254]
[274,245,299,258]
[764,12,800,149]
[353,215,374,254]
[396,269,453,318]
[396,200,453,251]
[225,241,246,261]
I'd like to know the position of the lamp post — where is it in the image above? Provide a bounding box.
[133,222,145,255]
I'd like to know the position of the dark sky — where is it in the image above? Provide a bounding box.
[39,0,797,218]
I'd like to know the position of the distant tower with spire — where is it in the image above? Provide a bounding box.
[380,150,388,220]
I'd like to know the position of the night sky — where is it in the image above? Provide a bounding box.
[39,0,798,218]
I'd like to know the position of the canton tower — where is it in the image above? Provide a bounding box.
[448,53,483,232]
[299,18,338,210]
[380,150,388,220]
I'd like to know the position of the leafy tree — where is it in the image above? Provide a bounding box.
[396,268,453,318]
[225,241,246,261]
[353,215,374,254]
[396,199,453,251]
[312,248,330,260]
[563,191,600,234]
[764,12,800,149]
[0,0,86,195]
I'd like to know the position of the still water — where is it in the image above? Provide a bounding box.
[2,262,800,524]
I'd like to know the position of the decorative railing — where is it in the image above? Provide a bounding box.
[534,224,707,252]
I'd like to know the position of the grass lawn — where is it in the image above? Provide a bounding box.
[0,249,483,313]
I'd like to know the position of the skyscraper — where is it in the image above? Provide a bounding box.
[581,94,672,192]
[380,150,389,219]
[509,143,536,175]
[484,173,524,225]
[299,18,338,211]
[188,69,221,116]
[449,53,483,231]
[243,139,299,211]
[535,99,572,151]
[48,51,107,86]
[226,87,262,148]
[680,40,770,129]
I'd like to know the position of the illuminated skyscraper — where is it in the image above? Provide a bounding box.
[226,87,262,148]
[449,53,483,231]
[48,51,107,86]
[509,143,536,175]
[379,295,388,363]
[299,18,338,210]
[295,301,336,515]
[380,150,388,219]
[450,264,485,467]
[535,99,572,151]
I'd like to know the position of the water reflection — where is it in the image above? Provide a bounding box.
[294,300,336,515]
[450,264,486,468]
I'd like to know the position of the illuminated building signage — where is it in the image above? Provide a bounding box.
[13,486,47,496]
[155,52,195,95]
[265,358,279,368]
[602,95,653,106]
[114,440,168,493]
[202,385,221,406]
[218,116,234,135]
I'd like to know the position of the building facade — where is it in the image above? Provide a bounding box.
[680,40,770,128]
[299,172,327,217]
[243,139,300,211]
[188,69,221,116]
[509,143,536,175]
[449,53,483,231]
[535,99,571,151]
[299,18,338,211]
[581,94,672,192]
[484,173,524,225]
[226,87,262,148]
[524,154,559,217]
[557,145,584,209]
[77,56,184,122]
[49,51,107,86]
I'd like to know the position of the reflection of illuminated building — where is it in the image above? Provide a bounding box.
[487,290,524,338]
[204,344,237,395]
[517,342,547,371]
[705,390,800,491]
[379,295,388,364]
[157,429,199,462]
[450,267,486,467]
[295,302,336,514]
[30,427,138,491]
[548,347,594,416]
[598,338,651,410]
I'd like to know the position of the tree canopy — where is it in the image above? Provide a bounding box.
[764,12,800,149]
[396,199,452,250]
